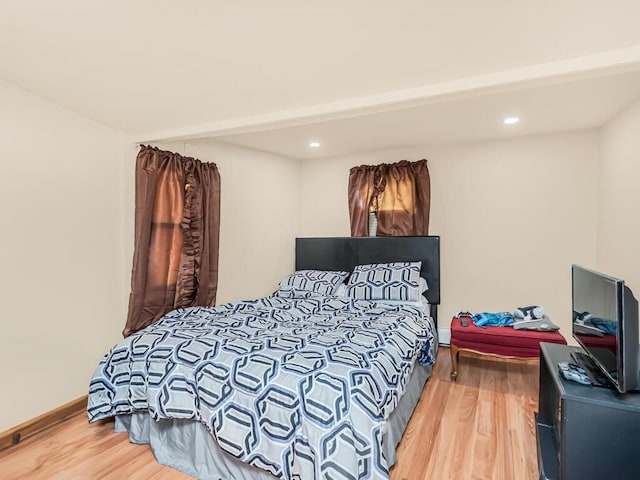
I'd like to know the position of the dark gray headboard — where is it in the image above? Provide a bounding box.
[295,236,441,324]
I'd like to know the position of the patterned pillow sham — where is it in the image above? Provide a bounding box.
[419,276,429,293]
[346,261,422,301]
[278,270,349,296]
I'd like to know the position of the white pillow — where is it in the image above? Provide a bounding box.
[278,270,349,295]
[346,261,422,301]
[334,283,348,297]
[419,276,428,293]
[333,272,424,297]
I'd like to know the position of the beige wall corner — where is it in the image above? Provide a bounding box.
[0,79,126,431]
[186,141,301,303]
[300,131,600,338]
[598,97,640,294]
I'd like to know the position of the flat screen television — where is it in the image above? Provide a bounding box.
[572,265,639,393]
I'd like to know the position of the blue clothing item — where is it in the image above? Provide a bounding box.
[590,317,617,334]
[472,312,514,327]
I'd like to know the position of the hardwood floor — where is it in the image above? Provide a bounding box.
[391,350,539,480]
[0,349,540,480]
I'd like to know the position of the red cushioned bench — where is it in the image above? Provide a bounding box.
[450,315,567,380]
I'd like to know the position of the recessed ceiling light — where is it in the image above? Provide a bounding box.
[309,142,321,148]
[504,117,520,125]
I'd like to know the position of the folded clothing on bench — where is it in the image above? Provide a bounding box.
[451,315,567,357]
[470,306,559,331]
[472,312,514,327]
[513,314,559,331]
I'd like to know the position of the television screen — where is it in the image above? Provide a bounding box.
[572,266,621,382]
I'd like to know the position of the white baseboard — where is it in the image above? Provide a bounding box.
[438,326,451,346]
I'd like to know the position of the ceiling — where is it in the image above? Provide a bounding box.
[2,1,640,157]
[214,70,640,159]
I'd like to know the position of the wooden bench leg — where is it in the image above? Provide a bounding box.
[450,343,460,381]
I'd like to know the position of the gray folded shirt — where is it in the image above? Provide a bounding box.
[513,314,559,331]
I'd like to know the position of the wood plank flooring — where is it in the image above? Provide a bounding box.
[0,348,540,480]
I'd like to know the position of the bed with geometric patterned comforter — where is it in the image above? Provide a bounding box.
[88,290,436,480]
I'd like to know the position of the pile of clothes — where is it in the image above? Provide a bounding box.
[469,305,560,331]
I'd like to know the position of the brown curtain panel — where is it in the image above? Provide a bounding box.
[348,165,374,237]
[348,159,430,236]
[123,146,221,337]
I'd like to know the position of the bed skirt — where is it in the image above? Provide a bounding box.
[114,364,432,480]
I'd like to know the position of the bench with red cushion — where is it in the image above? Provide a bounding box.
[450,315,567,380]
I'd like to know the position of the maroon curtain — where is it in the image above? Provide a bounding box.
[348,159,430,236]
[123,146,221,337]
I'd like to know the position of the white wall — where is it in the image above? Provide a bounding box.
[598,97,640,292]
[0,80,125,431]
[186,141,301,302]
[300,131,600,337]
[130,141,302,305]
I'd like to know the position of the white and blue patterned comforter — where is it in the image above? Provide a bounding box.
[88,291,436,480]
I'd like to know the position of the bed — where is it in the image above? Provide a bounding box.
[88,236,441,480]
